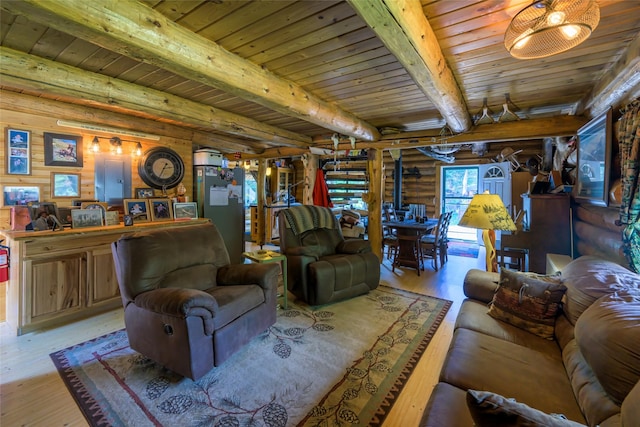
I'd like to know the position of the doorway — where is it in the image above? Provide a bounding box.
[94,154,132,205]
[441,162,511,243]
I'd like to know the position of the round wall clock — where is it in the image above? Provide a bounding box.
[138,147,185,190]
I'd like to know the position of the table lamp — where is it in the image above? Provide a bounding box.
[458,191,516,272]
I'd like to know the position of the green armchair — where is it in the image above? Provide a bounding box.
[278,205,380,305]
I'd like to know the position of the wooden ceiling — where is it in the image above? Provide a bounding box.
[1,0,639,156]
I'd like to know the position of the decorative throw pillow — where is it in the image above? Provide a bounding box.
[488,269,567,339]
[466,390,587,427]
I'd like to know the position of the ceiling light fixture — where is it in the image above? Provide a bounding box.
[505,0,599,60]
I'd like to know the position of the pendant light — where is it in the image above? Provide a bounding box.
[505,0,599,60]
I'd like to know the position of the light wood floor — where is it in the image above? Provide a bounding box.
[0,248,484,426]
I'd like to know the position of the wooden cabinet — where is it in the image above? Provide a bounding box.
[502,194,571,273]
[1,219,211,335]
[269,167,292,203]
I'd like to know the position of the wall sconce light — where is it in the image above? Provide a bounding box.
[266,162,272,176]
[92,136,143,156]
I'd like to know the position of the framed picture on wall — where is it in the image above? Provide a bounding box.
[51,172,81,198]
[44,132,83,167]
[2,185,40,207]
[6,128,31,175]
[575,107,612,206]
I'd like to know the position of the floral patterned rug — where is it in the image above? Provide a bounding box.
[50,285,451,427]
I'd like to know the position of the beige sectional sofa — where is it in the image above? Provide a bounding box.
[421,256,640,427]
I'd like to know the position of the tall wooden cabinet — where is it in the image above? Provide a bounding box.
[502,194,571,273]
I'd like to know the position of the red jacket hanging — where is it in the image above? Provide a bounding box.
[312,168,333,208]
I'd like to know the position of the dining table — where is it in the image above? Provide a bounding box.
[382,218,438,275]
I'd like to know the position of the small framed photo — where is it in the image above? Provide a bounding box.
[6,128,31,175]
[135,187,155,198]
[104,211,120,226]
[71,209,103,228]
[149,198,173,221]
[174,202,198,220]
[2,185,40,207]
[51,172,81,198]
[44,132,83,167]
[81,202,108,221]
[123,199,150,223]
[29,202,58,220]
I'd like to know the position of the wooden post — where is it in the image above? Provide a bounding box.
[303,153,318,205]
[367,148,383,261]
[257,159,267,247]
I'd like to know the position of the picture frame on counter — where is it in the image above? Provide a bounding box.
[149,198,173,221]
[173,202,198,220]
[6,128,31,175]
[71,208,103,228]
[135,187,154,198]
[123,199,150,223]
[44,132,83,167]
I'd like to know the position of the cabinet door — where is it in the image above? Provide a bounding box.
[89,247,120,305]
[30,253,84,319]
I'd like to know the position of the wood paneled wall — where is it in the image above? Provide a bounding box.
[382,140,544,218]
[1,109,193,230]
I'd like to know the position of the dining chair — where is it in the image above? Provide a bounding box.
[420,211,453,271]
[382,205,399,260]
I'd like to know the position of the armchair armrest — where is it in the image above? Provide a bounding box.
[463,269,500,303]
[217,263,279,291]
[337,239,371,254]
[134,287,218,317]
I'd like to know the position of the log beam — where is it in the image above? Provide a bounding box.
[348,0,471,133]
[0,89,260,153]
[3,0,380,141]
[0,47,310,149]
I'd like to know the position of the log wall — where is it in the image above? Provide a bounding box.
[573,203,628,268]
[382,140,543,218]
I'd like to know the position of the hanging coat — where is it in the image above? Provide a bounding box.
[312,168,333,208]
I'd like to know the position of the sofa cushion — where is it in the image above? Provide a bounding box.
[575,288,640,406]
[456,299,562,358]
[561,256,640,325]
[622,380,640,427]
[209,284,265,329]
[488,269,566,339]
[466,390,586,426]
[440,328,585,423]
[420,383,474,427]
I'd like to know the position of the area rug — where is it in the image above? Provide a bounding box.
[447,241,479,258]
[50,285,451,427]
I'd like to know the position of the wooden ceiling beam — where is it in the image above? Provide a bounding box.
[0,47,310,148]
[0,89,260,154]
[348,0,472,133]
[239,115,588,159]
[2,0,381,142]
[577,32,640,118]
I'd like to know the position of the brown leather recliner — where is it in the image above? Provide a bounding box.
[278,205,380,305]
[111,222,279,380]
